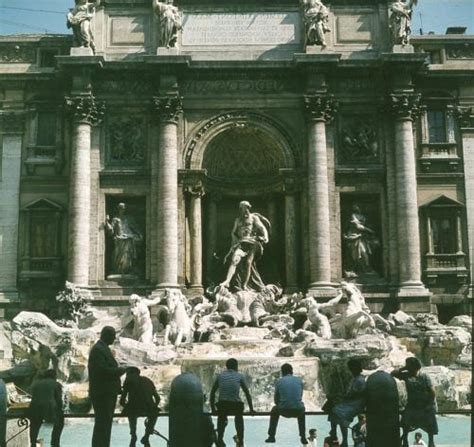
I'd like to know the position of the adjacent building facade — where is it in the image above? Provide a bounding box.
[0,0,472,320]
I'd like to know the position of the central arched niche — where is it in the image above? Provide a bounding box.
[202,126,285,183]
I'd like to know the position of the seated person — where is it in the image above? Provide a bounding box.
[120,367,160,447]
[327,359,366,447]
[265,363,308,445]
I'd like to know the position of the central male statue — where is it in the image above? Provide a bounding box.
[220,201,270,292]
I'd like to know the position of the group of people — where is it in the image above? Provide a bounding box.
[25,326,438,447]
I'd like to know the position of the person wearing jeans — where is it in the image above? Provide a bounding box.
[265,363,308,445]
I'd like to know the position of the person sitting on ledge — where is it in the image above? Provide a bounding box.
[327,359,366,447]
[210,358,255,447]
[120,367,160,447]
[392,357,438,447]
[265,363,308,445]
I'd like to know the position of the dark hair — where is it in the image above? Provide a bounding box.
[309,429,317,435]
[348,359,363,375]
[405,357,422,371]
[126,366,140,375]
[226,358,238,370]
[100,326,116,343]
[281,363,293,375]
[415,432,422,438]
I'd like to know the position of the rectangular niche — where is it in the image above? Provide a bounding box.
[333,8,378,48]
[340,194,384,281]
[106,114,147,166]
[104,196,146,280]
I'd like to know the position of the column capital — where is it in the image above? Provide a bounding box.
[65,94,105,126]
[389,93,422,121]
[454,105,473,129]
[153,94,183,124]
[304,94,338,123]
[0,112,25,134]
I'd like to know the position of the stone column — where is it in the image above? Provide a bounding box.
[153,94,182,290]
[389,93,426,291]
[187,184,204,292]
[304,94,338,296]
[66,95,104,287]
[0,113,24,302]
[456,106,474,299]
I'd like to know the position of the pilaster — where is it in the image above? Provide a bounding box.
[0,112,25,302]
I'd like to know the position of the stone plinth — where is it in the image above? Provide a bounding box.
[70,47,94,56]
[157,47,179,56]
[392,44,414,53]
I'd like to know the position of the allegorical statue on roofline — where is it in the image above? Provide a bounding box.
[220,201,270,293]
[67,0,100,52]
[300,0,331,48]
[389,0,417,46]
[153,0,182,48]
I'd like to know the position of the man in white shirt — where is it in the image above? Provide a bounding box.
[308,428,318,447]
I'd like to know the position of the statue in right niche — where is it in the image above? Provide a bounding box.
[153,0,182,48]
[343,204,379,277]
[300,0,331,48]
[389,0,417,46]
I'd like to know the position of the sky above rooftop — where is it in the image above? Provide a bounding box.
[0,0,472,36]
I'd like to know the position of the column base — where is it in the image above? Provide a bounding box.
[307,283,337,298]
[150,284,181,299]
[0,289,19,302]
[397,283,432,314]
[186,285,204,298]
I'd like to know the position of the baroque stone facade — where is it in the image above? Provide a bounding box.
[0,0,472,320]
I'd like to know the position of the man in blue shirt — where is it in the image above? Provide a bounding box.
[210,358,254,447]
[265,363,308,445]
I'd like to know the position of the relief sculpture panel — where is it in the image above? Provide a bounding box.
[106,115,147,165]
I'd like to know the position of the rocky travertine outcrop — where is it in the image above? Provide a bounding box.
[2,311,471,412]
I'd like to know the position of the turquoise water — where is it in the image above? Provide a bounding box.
[40,415,470,446]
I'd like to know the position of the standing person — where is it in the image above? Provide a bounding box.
[265,363,308,445]
[412,432,426,446]
[308,429,318,447]
[210,358,254,447]
[351,414,367,447]
[392,357,438,447]
[28,369,64,447]
[327,359,366,447]
[120,367,160,447]
[88,326,126,447]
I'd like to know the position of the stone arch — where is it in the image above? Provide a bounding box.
[184,111,298,176]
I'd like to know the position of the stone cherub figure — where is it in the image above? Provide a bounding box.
[389,0,417,46]
[105,203,143,277]
[67,0,100,52]
[300,0,331,48]
[220,201,270,292]
[129,294,162,344]
[153,0,182,48]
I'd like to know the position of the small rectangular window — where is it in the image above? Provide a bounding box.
[432,217,456,254]
[36,112,56,146]
[427,110,447,143]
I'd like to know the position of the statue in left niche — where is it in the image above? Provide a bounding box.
[105,202,144,278]
[67,0,100,53]
[153,0,182,48]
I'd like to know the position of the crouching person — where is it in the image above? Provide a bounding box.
[120,367,160,447]
[265,363,308,445]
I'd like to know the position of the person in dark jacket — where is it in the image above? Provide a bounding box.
[88,326,126,447]
[28,369,64,447]
[120,367,160,447]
